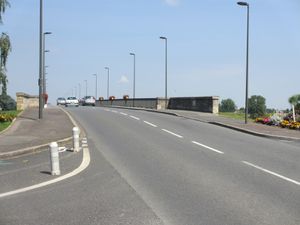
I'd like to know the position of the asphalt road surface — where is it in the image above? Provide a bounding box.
[1,106,299,225]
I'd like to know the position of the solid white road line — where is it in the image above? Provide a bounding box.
[242,161,300,186]
[120,112,128,116]
[130,115,140,120]
[143,121,158,128]
[192,141,224,154]
[161,129,183,138]
[0,147,91,198]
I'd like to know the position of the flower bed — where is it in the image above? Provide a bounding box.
[256,113,300,131]
[0,113,16,123]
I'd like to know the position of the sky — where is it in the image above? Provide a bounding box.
[1,0,300,109]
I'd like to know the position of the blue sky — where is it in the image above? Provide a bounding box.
[2,0,300,109]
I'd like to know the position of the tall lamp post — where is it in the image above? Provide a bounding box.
[160,36,168,109]
[84,80,87,97]
[78,83,81,99]
[237,1,250,124]
[93,74,98,99]
[39,0,44,119]
[130,53,136,107]
[43,31,51,106]
[43,49,50,105]
[105,67,110,99]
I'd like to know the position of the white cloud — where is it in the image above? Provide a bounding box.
[164,0,180,7]
[119,75,129,84]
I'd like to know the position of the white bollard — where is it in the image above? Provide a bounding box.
[73,127,80,152]
[50,142,61,176]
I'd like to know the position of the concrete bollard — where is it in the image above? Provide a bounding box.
[73,127,80,152]
[50,142,61,176]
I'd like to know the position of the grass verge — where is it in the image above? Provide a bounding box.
[0,110,22,132]
[219,112,254,121]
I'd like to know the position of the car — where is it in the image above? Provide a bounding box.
[65,97,79,107]
[82,96,96,106]
[56,97,66,105]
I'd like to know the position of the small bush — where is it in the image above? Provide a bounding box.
[0,94,16,111]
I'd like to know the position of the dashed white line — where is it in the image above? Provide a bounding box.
[130,115,140,120]
[120,112,128,116]
[112,110,118,113]
[161,129,183,138]
[143,121,158,127]
[242,161,300,186]
[192,141,224,154]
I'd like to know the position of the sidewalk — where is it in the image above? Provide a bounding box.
[0,106,74,159]
[107,106,300,141]
[163,109,300,141]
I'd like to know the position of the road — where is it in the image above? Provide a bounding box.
[1,106,300,225]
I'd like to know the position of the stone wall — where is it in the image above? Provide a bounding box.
[96,98,168,110]
[168,96,219,114]
[16,92,39,110]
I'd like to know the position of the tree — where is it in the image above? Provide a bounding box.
[288,94,300,122]
[0,0,10,23]
[248,95,266,118]
[0,0,11,96]
[219,98,236,112]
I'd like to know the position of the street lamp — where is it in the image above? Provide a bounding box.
[105,67,110,99]
[38,0,44,119]
[78,83,81,99]
[130,53,136,107]
[93,74,98,99]
[160,36,168,109]
[237,1,250,124]
[43,49,50,100]
[84,79,87,97]
[43,31,52,102]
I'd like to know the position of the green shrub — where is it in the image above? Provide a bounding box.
[0,94,16,111]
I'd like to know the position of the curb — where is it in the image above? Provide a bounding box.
[0,107,82,160]
[100,105,300,142]
[210,121,300,142]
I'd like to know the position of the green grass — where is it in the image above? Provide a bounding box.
[0,110,22,132]
[0,121,11,132]
[219,112,254,121]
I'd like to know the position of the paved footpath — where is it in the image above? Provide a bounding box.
[163,109,300,141]
[105,106,300,141]
[0,106,74,158]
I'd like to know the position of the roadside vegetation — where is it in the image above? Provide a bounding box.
[219,94,300,131]
[0,110,20,132]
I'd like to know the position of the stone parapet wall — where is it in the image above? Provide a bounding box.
[16,92,39,110]
[168,96,219,114]
[96,98,168,110]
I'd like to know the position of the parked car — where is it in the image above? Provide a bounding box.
[65,97,79,107]
[82,96,96,106]
[56,97,66,105]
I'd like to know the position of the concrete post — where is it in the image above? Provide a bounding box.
[50,142,60,175]
[73,127,80,152]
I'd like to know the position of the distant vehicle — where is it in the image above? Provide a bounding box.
[56,97,66,105]
[82,96,96,106]
[65,97,79,107]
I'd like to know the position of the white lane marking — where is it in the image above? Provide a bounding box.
[130,116,140,120]
[143,121,158,128]
[192,141,224,154]
[161,129,183,138]
[112,110,118,113]
[242,161,300,186]
[104,109,110,112]
[0,147,91,198]
[120,112,128,116]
